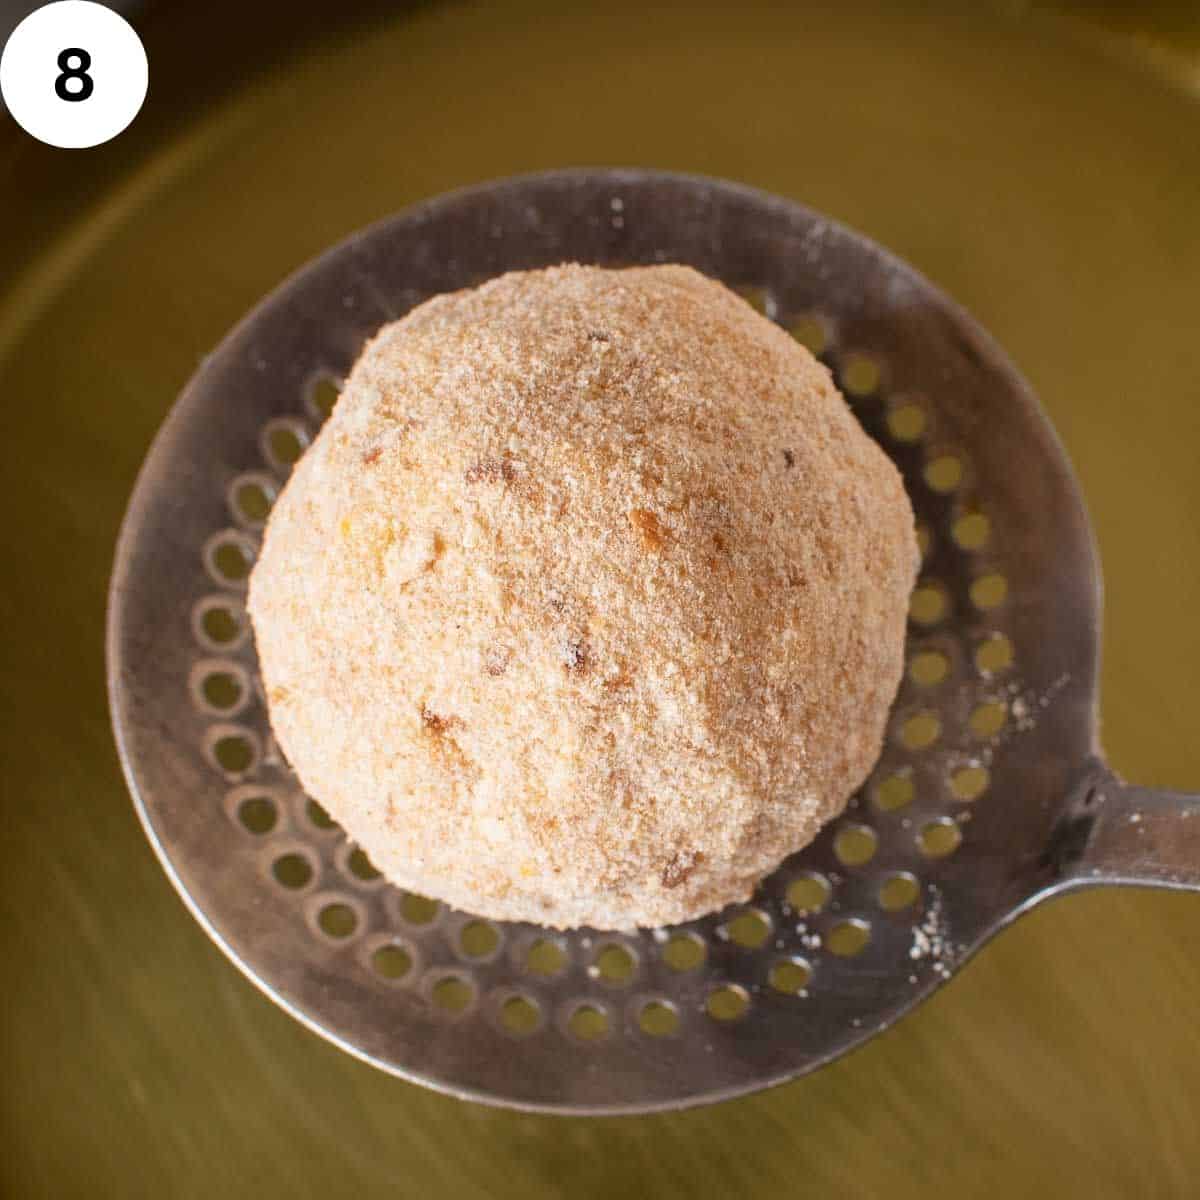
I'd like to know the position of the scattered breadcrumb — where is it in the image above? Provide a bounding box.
[909,887,955,980]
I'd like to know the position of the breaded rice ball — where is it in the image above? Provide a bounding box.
[248,264,917,930]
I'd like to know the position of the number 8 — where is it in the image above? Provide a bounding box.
[55,47,93,102]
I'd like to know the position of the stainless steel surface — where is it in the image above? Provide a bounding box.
[107,169,1200,1114]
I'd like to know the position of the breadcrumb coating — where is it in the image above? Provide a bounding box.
[248,264,917,930]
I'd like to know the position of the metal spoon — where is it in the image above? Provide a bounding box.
[108,170,1200,1114]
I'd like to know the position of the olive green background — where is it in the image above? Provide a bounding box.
[2,1,1199,1196]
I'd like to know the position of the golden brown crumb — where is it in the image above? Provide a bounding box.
[629,508,666,552]
[247,264,917,930]
[662,849,704,889]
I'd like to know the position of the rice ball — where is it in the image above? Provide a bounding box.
[248,264,917,930]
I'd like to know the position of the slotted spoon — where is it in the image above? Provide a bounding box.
[107,169,1200,1114]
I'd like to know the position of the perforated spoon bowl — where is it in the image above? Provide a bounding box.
[107,170,1200,1114]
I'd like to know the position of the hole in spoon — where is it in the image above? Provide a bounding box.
[205,532,255,587]
[345,847,381,882]
[878,872,920,911]
[201,670,243,711]
[786,873,831,914]
[661,932,707,971]
[735,284,770,316]
[235,794,276,834]
[230,474,276,525]
[789,313,830,356]
[399,893,439,926]
[768,957,812,995]
[431,975,474,1015]
[909,649,949,686]
[971,572,1008,610]
[196,600,243,647]
[886,401,926,442]
[909,581,948,626]
[874,770,914,812]
[526,938,567,976]
[827,919,871,957]
[567,1003,610,1041]
[317,902,358,939]
[723,908,772,949]
[899,711,940,750]
[307,374,341,423]
[305,798,337,831]
[460,920,500,959]
[209,729,256,774]
[638,999,680,1037]
[952,511,990,550]
[272,852,314,890]
[371,942,413,981]
[924,454,963,493]
[833,824,878,867]
[500,994,541,1036]
[975,633,1014,675]
[969,700,1007,739]
[840,352,881,397]
[262,419,309,469]
[705,985,750,1022]
[593,943,636,983]
[918,818,962,858]
[950,764,990,801]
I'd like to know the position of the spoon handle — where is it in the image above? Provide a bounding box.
[1056,763,1200,892]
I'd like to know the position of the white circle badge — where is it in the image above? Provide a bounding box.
[1,1,148,149]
